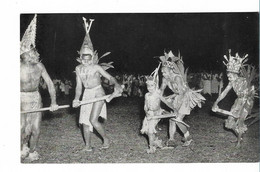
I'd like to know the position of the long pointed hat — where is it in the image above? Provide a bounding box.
[20,14,37,55]
[223,49,248,74]
[78,17,94,57]
[77,17,114,70]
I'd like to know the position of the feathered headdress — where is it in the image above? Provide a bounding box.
[146,63,161,88]
[159,50,188,82]
[20,14,37,55]
[77,17,114,70]
[223,49,248,74]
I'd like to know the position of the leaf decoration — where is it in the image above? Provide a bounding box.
[100,62,114,71]
[99,52,111,61]
[159,55,166,62]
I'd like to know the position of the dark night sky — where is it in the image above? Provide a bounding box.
[20,13,259,80]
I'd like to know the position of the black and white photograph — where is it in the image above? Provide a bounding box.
[1,0,259,171]
[19,12,259,163]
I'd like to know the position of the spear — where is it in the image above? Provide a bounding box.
[149,112,190,127]
[76,85,124,106]
[21,105,70,114]
[213,107,237,118]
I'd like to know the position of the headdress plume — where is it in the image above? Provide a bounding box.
[146,63,161,88]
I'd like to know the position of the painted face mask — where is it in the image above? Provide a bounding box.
[81,54,93,66]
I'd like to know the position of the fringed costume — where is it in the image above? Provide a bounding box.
[224,51,256,136]
[79,85,107,132]
[213,50,257,146]
[159,51,205,115]
[20,91,42,136]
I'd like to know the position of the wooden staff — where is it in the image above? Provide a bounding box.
[79,95,110,105]
[214,107,237,118]
[79,85,124,106]
[79,93,122,106]
[150,113,190,128]
[21,105,70,114]
[151,114,176,119]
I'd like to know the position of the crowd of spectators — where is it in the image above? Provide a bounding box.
[39,69,258,100]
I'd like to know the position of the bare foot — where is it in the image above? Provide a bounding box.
[236,142,241,148]
[235,138,242,148]
[146,146,156,154]
[231,138,242,143]
[182,136,193,147]
[81,146,93,152]
[154,139,163,148]
[101,138,110,149]
[21,146,30,159]
[25,151,39,162]
[166,139,178,148]
[182,139,193,147]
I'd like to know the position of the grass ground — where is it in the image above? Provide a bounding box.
[22,94,259,163]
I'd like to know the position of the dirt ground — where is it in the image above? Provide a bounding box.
[22,94,259,163]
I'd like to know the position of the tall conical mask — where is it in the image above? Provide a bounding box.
[79,17,95,57]
[20,14,37,55]
[76,17,113,70]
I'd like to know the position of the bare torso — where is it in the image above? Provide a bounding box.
[20,62,43,92]
[76,64,102,89]
[145,91,161,111]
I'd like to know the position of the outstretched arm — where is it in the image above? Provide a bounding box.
[212,82,232,111]
[73,67,83,108]
[39,63,58,111]
[97,65,122,93]
[159,95,176,111]
[144,94,148,112]
[160,78,167,96]
[74,67,82,100]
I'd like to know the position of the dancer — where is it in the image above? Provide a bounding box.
[159,50,205,147]
[141,64,165,153]
[212,50,257,147]
[73,18,122,151]
[20,14,58,161]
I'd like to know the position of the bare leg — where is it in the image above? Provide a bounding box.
[147,133,156,153]
[236,133,242,148]
[89,101,109,148]
[21,114,27,148]
[82,124,92,151]
[25,113,41,162]
[176,123,188,135]
[175,114,187,134]
[235,117,247,148]
[29,113,42,153]
[21,114,30,159]
[176,114,193,146]
[167,119,178,147]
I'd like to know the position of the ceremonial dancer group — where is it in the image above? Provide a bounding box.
[20,15,258,161]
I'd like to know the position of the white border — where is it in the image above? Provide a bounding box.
[0,0,259,172]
